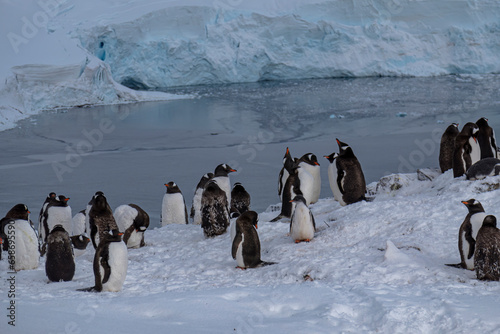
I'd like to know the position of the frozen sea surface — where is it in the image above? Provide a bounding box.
[0,76,499,225]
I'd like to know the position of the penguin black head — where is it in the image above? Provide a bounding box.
[214,164,237,176]
[290,195,307,206]
[89,191,105,205]
[461,199,485,214]
[283,147,292,163]
[196,173,214,189]
[101,229,123,243]
[50,224,67,234]
[482,215,497,228]
[165,181,182,194]
[461,122,479,139]
[324,152,339,163]
[57,195,70,206]
[476,117,489,128]
[204,180,222,193]
[92,193,109,212]
[71,234,91,250]
[5,204,30,220]
[299,153,320,167]
[48,192,57,199]
[336,138,354,156]
[238,210,259,229]
[231,182,246,193]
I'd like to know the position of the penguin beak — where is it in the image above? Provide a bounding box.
[164,184,169,187]
[65,198,70,202]
[118,232,124,236]
[254,224,258,229]
[461,201,468,205]
[314,162,320,166]
[27,210,31,214]
[230,169,237,172]
[336,138,341,145]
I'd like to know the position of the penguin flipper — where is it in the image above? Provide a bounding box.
[232,231,242,260]
[123,224,135,245]
[336,168,346,194]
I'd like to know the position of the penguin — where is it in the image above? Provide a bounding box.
[70,210,90,253]
[40,195,72,256]
[439,123,459,173]
[474,215,500,281]
[230,182,251,214]
[466,157,500,180]
[278,147,293,201]
[476,117,498,159]
[201,180,230,238]
[229,209,240,245]
[324,152,342,202]
[334,139,366,206]
[289,195,316,243]
[212,163,237,210]
[45,225,75,282]
[191,173,214,225]
[79,230,128,292]
[297,153,321,204]
[85,191,104,246]
[231,211,275,269]
[88,192,119,249]
[271,159,302,222]
[161,181,188,226]
[38,192,57,235]
[447,199,487,270]
[453,122,480,178]
[114,204,150,248]
[2,204,39,271]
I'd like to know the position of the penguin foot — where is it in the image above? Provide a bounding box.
[295,239,311,243]
[236,266,247,270]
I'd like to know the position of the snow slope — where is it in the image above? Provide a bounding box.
[2,0,500,130]
[2,170,500,332]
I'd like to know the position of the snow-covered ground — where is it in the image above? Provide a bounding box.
[2,0,500,130]
[2,169,500,333]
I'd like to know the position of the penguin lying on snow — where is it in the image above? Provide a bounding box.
[232,211,275,269]
[439,123,459,173]
[45,225,75,282]
[446,199,486,270]
[474,215,500,281]
[290,195,316,243]
[161,182,188,225]
[466,157,500,180]
[191,173,214,225]
[78,230,128,292]
[114,204,149,248]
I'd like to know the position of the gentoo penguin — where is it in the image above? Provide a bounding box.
[2,204,39,271]
[201,180,230,238]
[474,215,500,281]
[271,159,302,222]
[334,138,366,206]
[466,157,500,180]
[70,210,90,252]
[114,204,150,248]
[297,153,321,204]
[439,123,459,173]
[85,191,104,246]
[45,225,75,282]
[324,152,342,202]
[161,181,188,226]
[232,211,275,269]
[476,117,498,159]
[88,192,119,249]
[230,182,251,214]
[39,195,72,255]
[79,230,128,292]
[38,192,57,236]
[278,147,293,201]
[453,122,480,178]
[289,195,316,243]
[447,199,487,270]
[191,173,214,225]
[212,163,237,209]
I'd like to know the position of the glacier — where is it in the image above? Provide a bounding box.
[1,0,500,130]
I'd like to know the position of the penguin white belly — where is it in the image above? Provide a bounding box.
[290,205,315,242]
[85,204,92,236]
[297,169,315,206]
[7,220,40,271]
[230,217,237,243]
[213,176,231,208]
[114,205,138,231]
[279,169,290,201]
[101,242,128,292]
[301,164,321,204]
[327,163,345,205]
[46,206,72,235]
[469,138,481,165]
[461,231,474,270]
[71,212,86,236]
[470,212,487,240]
[192,188,203,225]
[161,193,187,225]
[235,233,245,268]
[126,230,144,249]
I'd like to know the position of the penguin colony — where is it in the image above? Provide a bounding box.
[2,116,500,290]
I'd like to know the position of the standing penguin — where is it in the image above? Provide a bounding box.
[40,195,72,255]
[161,182,188,226]
[474,215,500,281]
[201,180,230,238]
[447,199,487,270]
[324,152,342,202]
[79,230,128,292]
[453,122,480,178]
[38,192,57,236]
[191,173,214,225]
[45,225,75,282]
[271,159,302,222]
[278,147,293,201]
[2,204,39,271]
[289,195,316,243]
[212,164,237,210]
[297,153,321,204]
[232,211,275,269]
[439,123,459,173]
[334,139,366,206]
[114,204,150,248]
[476,117,498,159]
[230,182,251,214]
[88,192,119,249]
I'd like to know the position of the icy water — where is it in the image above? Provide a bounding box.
[1,75,499,226]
